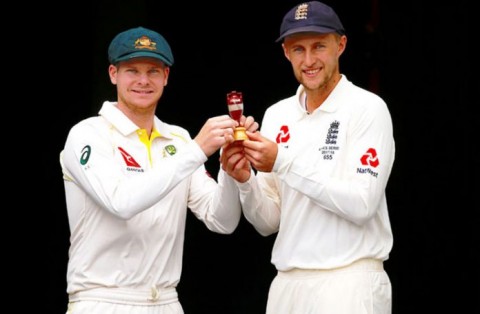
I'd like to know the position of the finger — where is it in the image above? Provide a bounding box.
[224,133,235,144]
[232,156,247,171]
[244,130,263,143]
[240,116,252,128]
[239,115,246,125]
[230,154,249,173]
[246,121,259,132]
[210,114,232,122]
[208,115,237,130]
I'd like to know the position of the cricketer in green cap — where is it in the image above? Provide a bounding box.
[60,23,260,314]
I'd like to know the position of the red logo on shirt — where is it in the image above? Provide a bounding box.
[360,148,379,168]
[118,147,141,168]
[276,125,290,143]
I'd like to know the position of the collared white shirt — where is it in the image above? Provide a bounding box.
[60,101,241,295]
[238,76,395,271]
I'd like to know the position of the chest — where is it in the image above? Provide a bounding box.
[265,113,350,154]
[111,135,186,175]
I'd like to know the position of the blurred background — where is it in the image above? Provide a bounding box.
[46,0,476,313]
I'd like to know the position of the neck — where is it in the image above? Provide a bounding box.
[117,102,156,136]
[305,74,341,113]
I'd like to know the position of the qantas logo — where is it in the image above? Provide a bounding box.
[118,147,141,168]
[276,125,290,143]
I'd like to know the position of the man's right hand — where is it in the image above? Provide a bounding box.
[194,115,237,157]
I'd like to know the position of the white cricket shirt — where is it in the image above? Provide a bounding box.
[60,101,241,297]
[238,76,395,271]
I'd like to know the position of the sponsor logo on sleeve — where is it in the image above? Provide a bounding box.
[358,148,379,177]
[80,145,91,165]
[118,147,144,172]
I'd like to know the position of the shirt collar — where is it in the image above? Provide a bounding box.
[295,74,348,113]
[98,101,174,139]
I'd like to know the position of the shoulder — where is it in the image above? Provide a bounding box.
[67,116,108,139]
[265,93,298,115]
[154,118,192,143]
[339,79,389,114]
[63,115,115,155]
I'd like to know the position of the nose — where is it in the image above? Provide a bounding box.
[304,50,315,67]
[138,73,150,84]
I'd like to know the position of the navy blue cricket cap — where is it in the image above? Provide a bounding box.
[108,26,174,66]
[276,1,345,42]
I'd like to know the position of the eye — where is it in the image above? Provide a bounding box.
[292,46,304,53]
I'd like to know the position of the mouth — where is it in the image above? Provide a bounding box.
[132,89,153,94]
[303,68,320,77]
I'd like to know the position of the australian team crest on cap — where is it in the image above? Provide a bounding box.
[135,35,157,51]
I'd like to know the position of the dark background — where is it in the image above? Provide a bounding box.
[46,0,477,313]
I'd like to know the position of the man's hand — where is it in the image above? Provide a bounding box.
[239,115,259,133]
[194,115,237,157]
[220,141,252,183]
[243,131,278,172]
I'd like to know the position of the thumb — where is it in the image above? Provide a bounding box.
[246,130,262,141]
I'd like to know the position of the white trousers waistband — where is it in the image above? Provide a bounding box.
[69,286,178,306]
[278,258,384,278]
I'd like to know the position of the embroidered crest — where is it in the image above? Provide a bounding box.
[295,3,309,20]
[165,145,177,156]
[134,36,157,51]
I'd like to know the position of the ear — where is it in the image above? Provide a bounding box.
[163,67,170,86]
[337,35,347,57]
[282,43,291,62]
[108,64,118,85]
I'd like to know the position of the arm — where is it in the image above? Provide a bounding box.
[185,115,259,234]
[221,129,281,236]
[61,115,239,220]
[61,123,209,220]
[187,166,242,234]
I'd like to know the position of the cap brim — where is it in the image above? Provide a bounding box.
[276,25,339,42]
[114,51,173,66]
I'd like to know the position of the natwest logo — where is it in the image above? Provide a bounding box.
[276,125,290,143]
[360,148,379,168]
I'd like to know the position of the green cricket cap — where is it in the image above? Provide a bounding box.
[108,26,174,66]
